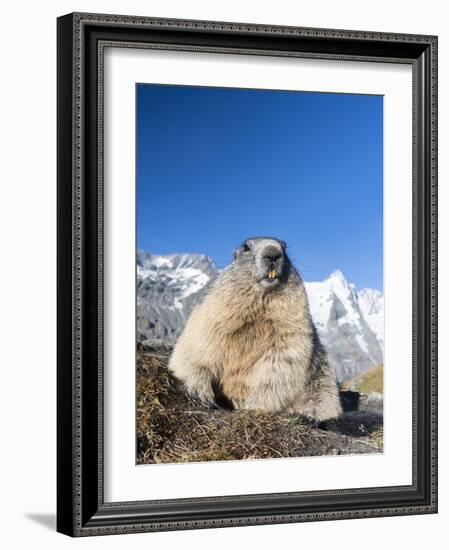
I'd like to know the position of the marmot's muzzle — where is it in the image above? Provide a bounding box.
[261,244,284,281]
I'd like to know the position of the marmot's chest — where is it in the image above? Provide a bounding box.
[224,317,276,361]
[219,318,278,402]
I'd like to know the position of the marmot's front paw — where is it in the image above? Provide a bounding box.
[185,383,217,409]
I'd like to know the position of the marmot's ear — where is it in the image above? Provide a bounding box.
[280,240,287,249]
[233,249,239,259]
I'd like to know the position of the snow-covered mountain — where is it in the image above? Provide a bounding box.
[305,271,383,381]
[357,288,384,350]
[137,251,217,343]
[136,251,384,382]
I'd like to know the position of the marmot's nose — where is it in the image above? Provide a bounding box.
[263,248,282,262]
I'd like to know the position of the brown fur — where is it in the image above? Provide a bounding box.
[168,238,342,421]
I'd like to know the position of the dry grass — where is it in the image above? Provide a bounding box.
[343,364,384,394]
[137,343,383,465]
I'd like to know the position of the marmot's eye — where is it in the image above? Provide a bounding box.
[242,243,251,252]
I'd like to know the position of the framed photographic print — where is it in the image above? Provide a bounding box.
[57,12,438,536]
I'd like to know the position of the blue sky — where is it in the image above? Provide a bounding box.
[136,84,383,290]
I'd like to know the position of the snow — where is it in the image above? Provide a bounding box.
[151,257,173,268]
[304,282,333,328]
[357,288,384,350]
[305,270,362,330]
[327,271,362,328]
[355,333,369,354]
[305,269,384,370]
[178,270,210,299]
[136,266,155,279]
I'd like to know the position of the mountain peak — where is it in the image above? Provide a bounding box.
[137,250,217,275]
[327,269,347,284]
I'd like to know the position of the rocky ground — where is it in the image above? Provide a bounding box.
[136,343,383,465]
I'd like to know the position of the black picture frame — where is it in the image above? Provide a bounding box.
[57,12,438,537]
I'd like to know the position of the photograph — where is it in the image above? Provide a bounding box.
[135,83,385,465]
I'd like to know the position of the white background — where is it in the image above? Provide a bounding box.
[104,49,413,501]
[0,1,446,549]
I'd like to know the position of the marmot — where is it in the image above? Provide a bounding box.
[168,237,342,421]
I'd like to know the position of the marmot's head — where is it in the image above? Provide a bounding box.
[232,237,292,291]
